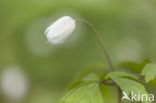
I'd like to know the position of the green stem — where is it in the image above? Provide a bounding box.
[76,18,114,72]
[117,86,122,103]
[99,80,115,86]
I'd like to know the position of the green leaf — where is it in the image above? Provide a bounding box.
[82,73,99,81]
[67,73,99,90]
[112,77,152,103]
[60,83,104,103]
[116,61,141,73]
[116,60,150,73]
[105,72,138,81]
[141,63,156,83]
[99,84,118,103]
[60,74,104,103]
[67,63,106,90]
[112,77,146,95]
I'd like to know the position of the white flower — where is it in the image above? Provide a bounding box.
[45,16,76,44]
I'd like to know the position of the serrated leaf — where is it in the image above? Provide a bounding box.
[116,60,150,73]
[82,73,99,81]
[112,77,146,95]
[66,63,106,90]
[60,83,104,103]
[116,62,141,73]
[105,72,138,81]
[141,63,156,83]
[112,77,152,103]
[67,73,99,90]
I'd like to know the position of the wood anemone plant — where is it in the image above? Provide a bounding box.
[45,16,156,103]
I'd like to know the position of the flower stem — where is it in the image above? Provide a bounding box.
[117,86,122,103]
[76,18,114,72]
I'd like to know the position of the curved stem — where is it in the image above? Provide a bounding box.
[76,18,114,72]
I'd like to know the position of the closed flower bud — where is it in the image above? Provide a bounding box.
[45,16,76,44]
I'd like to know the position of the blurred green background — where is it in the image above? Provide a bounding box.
[0,0,156,103]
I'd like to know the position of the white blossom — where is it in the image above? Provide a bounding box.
[45,16,76,44]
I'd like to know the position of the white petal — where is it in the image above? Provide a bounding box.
[45,16,76,44]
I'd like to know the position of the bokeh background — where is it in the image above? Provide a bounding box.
[0,0,156,103]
